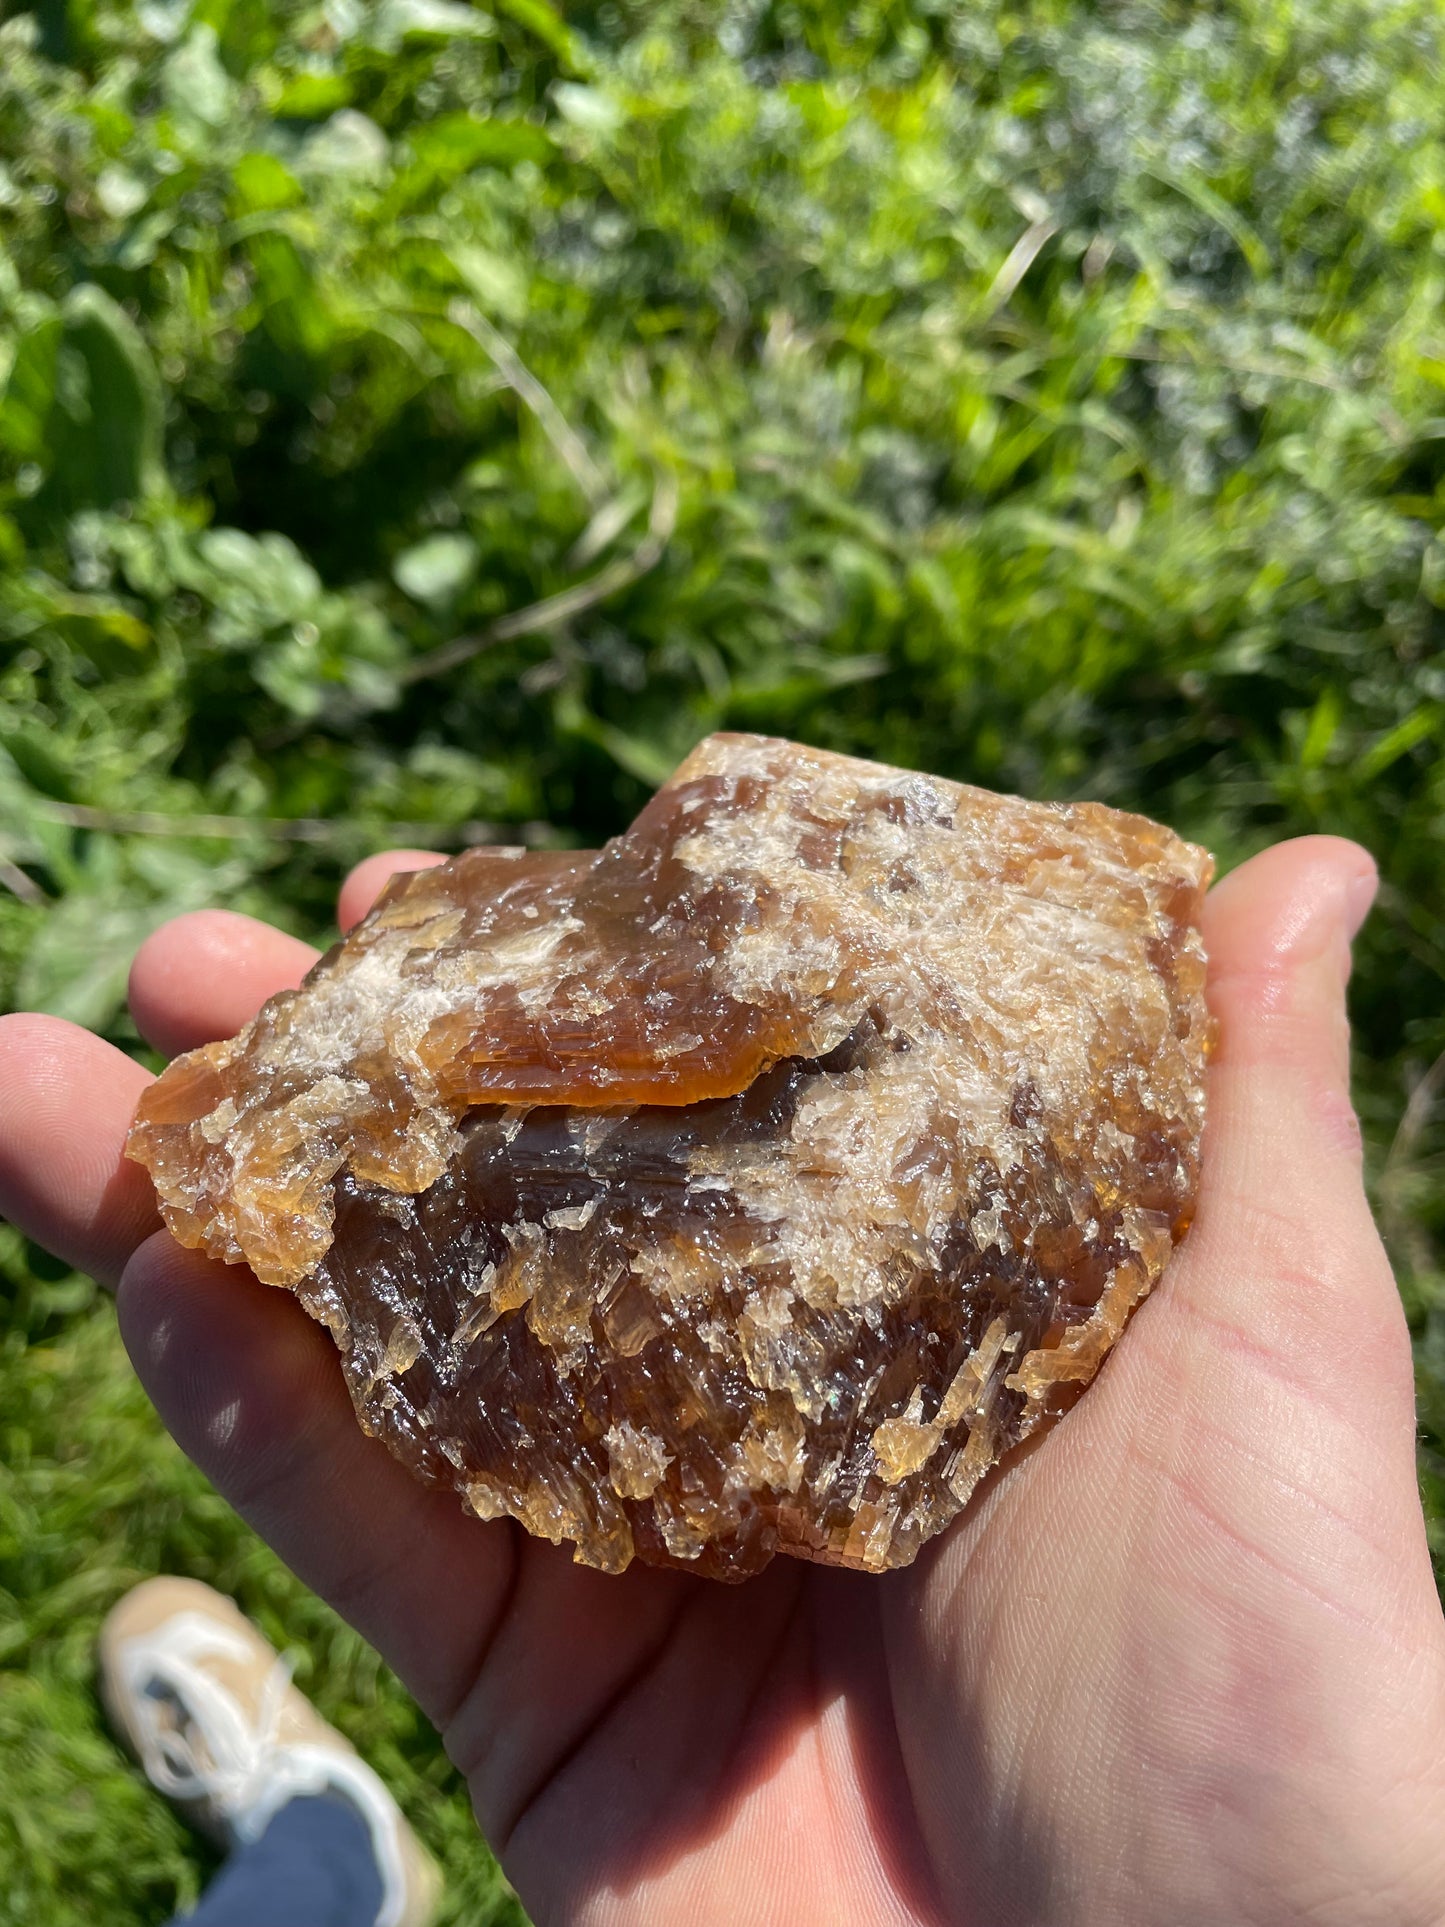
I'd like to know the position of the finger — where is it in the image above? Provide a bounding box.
[1183,833,1381,1268]
[0,1013,159,1286]
[129,910,319,1057]
[1200,831,1376,1107]
[338,850,446,933]
[117,1232,517,1725]
[1146,833,1413,1431]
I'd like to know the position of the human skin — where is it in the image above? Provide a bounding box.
[1,834,1443,1926]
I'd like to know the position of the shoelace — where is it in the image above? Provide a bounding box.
[118,1610,409,1927]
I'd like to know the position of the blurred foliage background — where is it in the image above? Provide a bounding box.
[1,0,1443,1918]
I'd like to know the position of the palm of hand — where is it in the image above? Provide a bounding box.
[2,835,1442,1927]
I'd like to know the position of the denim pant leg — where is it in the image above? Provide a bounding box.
[173,1793,385,1927]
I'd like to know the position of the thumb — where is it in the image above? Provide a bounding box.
[1145,833,1414,1449]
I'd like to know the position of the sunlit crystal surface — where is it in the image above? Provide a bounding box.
[128,735,1214,1579]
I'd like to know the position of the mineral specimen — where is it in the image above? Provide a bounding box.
[128,734,1214,1580]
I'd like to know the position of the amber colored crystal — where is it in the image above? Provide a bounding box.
[128,734,1214,1580]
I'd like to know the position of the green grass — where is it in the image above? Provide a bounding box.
[2,0,1444,1916]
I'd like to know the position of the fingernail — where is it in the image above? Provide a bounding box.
[1344,865,1378,939]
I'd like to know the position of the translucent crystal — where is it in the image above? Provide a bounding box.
[128,735,1214,1580]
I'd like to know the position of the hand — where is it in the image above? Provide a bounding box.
[2,836,1442,1926]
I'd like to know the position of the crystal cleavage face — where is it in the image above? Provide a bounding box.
[128,735,1214,1580]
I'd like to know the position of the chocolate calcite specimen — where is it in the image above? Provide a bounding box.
[128,735,1214,1580]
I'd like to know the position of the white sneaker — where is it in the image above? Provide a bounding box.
[99,1576,442,1927]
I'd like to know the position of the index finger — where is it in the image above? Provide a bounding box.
[129,850,447,1060]
[0,1013,159,1286]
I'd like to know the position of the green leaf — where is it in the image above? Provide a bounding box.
[367,0,496,48]
[298,111,390,181]
[1299,686,1343,771]
[405,113,554,181]
[551,82,623,134]
[575,716,686,787]
[393,532,479,606]
[271,72,353,120]
[18,896,159,1031]
[1356,706,1442,782]
[9,288,167,522]
[135,0,190,42]
[230,152,303,213]
[110,207,178,271]
[244,230,335,356]
[16,859,247,1032]
[0,310,62,466]
[494,0,585,71]
[0,726,77,803]
[445,243,529,324]
[160,25,235,132]
[94,167,149,220]
[192,527,324,637]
